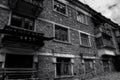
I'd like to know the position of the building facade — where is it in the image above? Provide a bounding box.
[0,0,119,80]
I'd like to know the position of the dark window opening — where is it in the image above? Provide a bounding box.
[56,57,72,76]
[11,14,34,30]
[84,59,94,73]
[96,37,103,47]
[118,43,120,51]
[0,62,3,68]
[5,54,33,68]
[55,25,68,42]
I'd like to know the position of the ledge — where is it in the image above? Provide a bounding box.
[55,75,74,79]
[53,39,72,45]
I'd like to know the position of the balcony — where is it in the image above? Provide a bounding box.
[0,68,36,74]
[8,0,44,18]
[96,37,114,49]
[0,25,53,48]
[95,26,112,38]
[0,68,36,79]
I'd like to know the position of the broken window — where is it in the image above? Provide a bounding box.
[56,57,72,76]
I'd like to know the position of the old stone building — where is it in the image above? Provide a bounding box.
[0,0,119,80]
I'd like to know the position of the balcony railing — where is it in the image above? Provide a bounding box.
[96,37,114,49]
[95,25,112,38]
[0,68,38,79]
[0,25,53,47]
[0,68,36,73]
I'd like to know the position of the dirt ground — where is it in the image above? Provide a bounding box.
[88,72,120,80]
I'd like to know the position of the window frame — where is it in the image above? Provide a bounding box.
[10,13,35,31]
[54,57,74,78]
[76,11,88,25]
[0,62,4,68]
[84,59,94,73]
[54,24,70,43]
[79,32,91,47]
[53,0,68,16]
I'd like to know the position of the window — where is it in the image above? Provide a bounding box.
[54,0,67,15]
[77,11,88,24]
[11,14,34,30]
[80,33,90,47]
[103,36,113,47]
[96,36,113,48]
[0,62,3,68]
[56,57,72,76]
[55,25,69,42]
[84,59,94,73]
[102,60,110,72]
[96,37,103,47]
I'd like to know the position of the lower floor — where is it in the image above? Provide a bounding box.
[88,72,120,80]
[0,51,115,80]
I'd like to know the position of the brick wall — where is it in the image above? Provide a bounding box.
[35,0,100,80]
[0,0,105,80]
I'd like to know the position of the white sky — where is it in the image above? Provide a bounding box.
[79,0,120,25]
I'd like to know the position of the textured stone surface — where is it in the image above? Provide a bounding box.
[88,72,120,80]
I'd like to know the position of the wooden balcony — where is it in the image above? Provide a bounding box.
[0,68,37,79]
[0,68,36,74]
[0,25,53,48]
[95,25,112,38]
[96,37,115,49]
[8,0,44,18]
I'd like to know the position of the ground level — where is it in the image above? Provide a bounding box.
[88,72,120,80]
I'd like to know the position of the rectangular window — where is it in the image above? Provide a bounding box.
[55,25,69,42]
[80,33,90,47]
[77,11,88,24]
[102,60,110,72]
[0,62,3,68]
[84,59,94,73]
[11,14,34,30]
[96,36,113,48]
[56,57,72,76]
[54,0,67,15]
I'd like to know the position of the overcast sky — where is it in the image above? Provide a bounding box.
[79,0,120,25]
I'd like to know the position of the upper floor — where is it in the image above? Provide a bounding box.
[0,0,95,34]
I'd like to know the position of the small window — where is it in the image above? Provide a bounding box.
[55,25,69,42]
[11,14,34,30]
[80,33,90,47]
[54,0,67,15]
[56,57,72,76]
[0,62,3,68]
[84,59,94,73]
[77,11,88,24]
